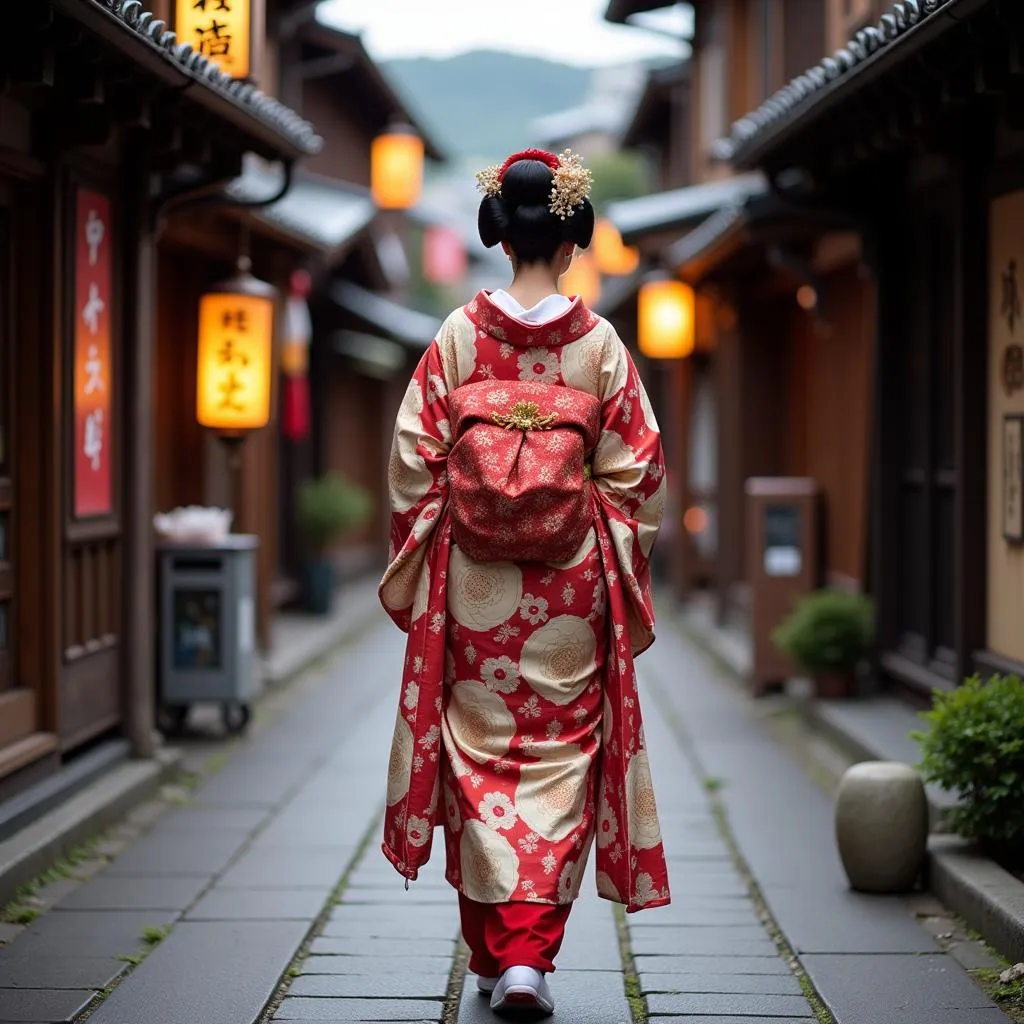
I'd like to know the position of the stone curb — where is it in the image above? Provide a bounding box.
[928,835,1024,965]
[0,748,181,907]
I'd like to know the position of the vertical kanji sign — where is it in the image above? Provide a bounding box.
[175,0,252,80]
[74,187,113,519]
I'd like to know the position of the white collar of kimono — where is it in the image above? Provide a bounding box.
[490,289,572,326]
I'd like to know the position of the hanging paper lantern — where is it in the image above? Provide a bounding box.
[196,262,275,433]
[638,276,695,360]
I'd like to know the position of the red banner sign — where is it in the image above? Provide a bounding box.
[73,188,113,518]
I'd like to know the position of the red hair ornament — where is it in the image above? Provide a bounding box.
[476,148,593,220]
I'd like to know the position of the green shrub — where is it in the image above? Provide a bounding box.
[912,674,1024,849]
[296,474,373,555]
[772,589,874,674]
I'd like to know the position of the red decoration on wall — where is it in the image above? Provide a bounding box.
[73,187,114,518]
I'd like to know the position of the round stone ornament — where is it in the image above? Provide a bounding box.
[834,761,929,893]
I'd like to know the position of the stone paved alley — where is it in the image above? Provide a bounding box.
[0,611,1014,1024]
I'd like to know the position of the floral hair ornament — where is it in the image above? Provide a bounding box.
[475,148,593,220]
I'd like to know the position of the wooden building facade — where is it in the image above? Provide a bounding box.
[605,0,875,642]
[723,0,1024,701]
[0,0,320,814]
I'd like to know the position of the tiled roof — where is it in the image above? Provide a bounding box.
[83,0,323,156]
[667,203,749,273]
[329,281,442,348]
[607,173,767,244]
[226,158,375,253]
[723,0,967,167]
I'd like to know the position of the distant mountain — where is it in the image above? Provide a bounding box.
[381,51,593,163]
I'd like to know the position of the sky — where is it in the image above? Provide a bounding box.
[316,0,692,67]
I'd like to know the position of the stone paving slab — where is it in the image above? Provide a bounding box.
[630,930,778,957]
[85,920,310,1024]
[633,953,794,975]
[336,888,451,904]
[301,955,452,976]
[632,906,761,926]
[646,991,815,1017]
[216,847,350,889]
[100,830,244,877]
[0,954,126,990]
[289,972,451,999]
[274,997,444,1020]
[308,937,456,958]
[185,885,330,920]
[802,953,1007,1023]
[0,987,95,1022]
[638,971,803,995]
[144,806,267,833]
[645,1018,814,1023]
[322,910,458,941]
[49,874,209,912]
[761,884,943,955]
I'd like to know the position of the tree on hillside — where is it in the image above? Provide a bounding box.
[588,151,650,214]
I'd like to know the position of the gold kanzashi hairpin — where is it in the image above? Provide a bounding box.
[549,149,593,220]
[475,148,592,220]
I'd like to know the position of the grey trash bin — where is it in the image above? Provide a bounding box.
[158,534,259,735]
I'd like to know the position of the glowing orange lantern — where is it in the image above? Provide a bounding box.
[196,259,275,435]
[372,124,424,210]
[560,250,602,307]
[593,219,640,276]
[638,276,695,359]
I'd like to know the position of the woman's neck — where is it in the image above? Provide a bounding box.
[505,264,561,311]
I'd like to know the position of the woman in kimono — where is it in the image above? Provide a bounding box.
[379,149,670,1017]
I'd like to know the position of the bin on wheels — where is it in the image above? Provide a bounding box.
[158,535,259,736]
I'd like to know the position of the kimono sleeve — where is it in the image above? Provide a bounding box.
[590,326,667,655]
[378,340,452,632]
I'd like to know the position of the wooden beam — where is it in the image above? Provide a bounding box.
[48,103,113,148]
[120,132,158,760]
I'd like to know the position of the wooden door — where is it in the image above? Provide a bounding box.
[0,186,52,781]
[889,197,958,686]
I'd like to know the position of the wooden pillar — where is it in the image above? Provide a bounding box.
[952,115,992,683]
[665,357,691,603]
[121,138,157,760]
[715,310,743,625]
[865,174,907,662]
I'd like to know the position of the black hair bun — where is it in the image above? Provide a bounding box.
[477,158,595,264]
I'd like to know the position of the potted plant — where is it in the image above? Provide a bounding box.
[912,673,1024,871]
[296,473,373,615]
[772,589,874,698]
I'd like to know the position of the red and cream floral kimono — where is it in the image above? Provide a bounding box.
[380,290,670,914]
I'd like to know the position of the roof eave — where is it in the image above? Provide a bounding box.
[603,0,675,25]
[727,0,982,171]
[60,0,322,160]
